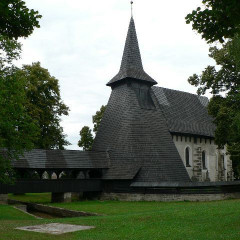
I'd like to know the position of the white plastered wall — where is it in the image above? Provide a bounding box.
[172,135,232,182]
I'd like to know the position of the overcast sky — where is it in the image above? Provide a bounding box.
[18,0,214,150]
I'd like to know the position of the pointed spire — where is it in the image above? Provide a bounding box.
[107,17,157,87]
[131,1,133,17]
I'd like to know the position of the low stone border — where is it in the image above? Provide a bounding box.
[8,199,99,218]
[14,205,42,219]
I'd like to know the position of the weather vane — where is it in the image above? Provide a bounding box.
[131,1,133,17]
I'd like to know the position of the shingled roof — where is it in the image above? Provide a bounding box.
[107,17,157,87]
[93,16,191,182]
[152,87,216,138]
[93,82,190,182]
[12,149,109,169]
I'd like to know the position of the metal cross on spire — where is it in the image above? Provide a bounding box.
[131,1,133,17]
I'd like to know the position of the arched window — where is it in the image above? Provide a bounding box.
[202,151,206,169]
[221,154,225,170]
[185,147,191,167]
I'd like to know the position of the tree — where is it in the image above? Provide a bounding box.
[186,0,240,43]
[18,62,70,149]
[78,105,106,150]
[0,0,41,183]
[93,105,106,133]
[78,126,94,151]
[0,0,41,40]
[0,67,39,183]
[188,42,240,178]
[0,35,21,69]
[186,0,240,178]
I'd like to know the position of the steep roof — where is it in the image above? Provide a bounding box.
[12,149,109,169]
[92,82,190,182]
[107,17,157,87]
[152,87,216,137]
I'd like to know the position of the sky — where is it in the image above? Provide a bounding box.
[18,0,215,150]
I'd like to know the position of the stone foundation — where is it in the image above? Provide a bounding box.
[0,194,8,204]
[100,192,240,202]
[51,192,72,203]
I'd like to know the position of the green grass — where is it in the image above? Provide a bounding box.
[2,193,240,239]
[9,193,51,203]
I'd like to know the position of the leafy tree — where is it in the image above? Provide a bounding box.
[229,35,240,71]
[0,36,21,68]
[93,105,106,133]
[0,0,41,183]
[18,62,70,149]
[186,0,240,43]
[188,42,240,178]
[78,126,94,151]
[0,0,41,40]
[0,67,39,183]
[78,105,106,150]
[187,0,240,178]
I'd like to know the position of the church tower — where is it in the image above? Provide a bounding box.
[92,17,190,184]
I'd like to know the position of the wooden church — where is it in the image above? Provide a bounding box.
[8,16,235,202]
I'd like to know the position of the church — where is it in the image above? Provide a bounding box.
[9,16,236,202]
[92,16,233,183]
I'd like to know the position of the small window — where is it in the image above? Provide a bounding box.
[221,154,225,170]
[185,147,191,167]
[202,151,207,169]
[216,154,218,172]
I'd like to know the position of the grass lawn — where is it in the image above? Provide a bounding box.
[1,193,240,239]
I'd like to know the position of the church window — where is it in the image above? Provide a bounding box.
[216,154,218,172]
[185,147,191,167]
[221,155,225,170]
[202,151,207,169]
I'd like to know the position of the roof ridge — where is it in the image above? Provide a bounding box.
[152,86,209,99]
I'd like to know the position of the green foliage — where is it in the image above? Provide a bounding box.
[186,0,240,43]
[0,0,41,40]
[0,36,21,68]
[93,105,106,133]
[78,126,94,151]
[0,0,41,183]
[188,41,240,95]
[229,34,240,71]
[78,105,106,150]
[18,62,70,149]
[188,42,240,178]
[0,67,39,183]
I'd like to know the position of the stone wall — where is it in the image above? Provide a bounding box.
[100,192,240,202]
[172,135,233,182]
[0,194,8,204]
